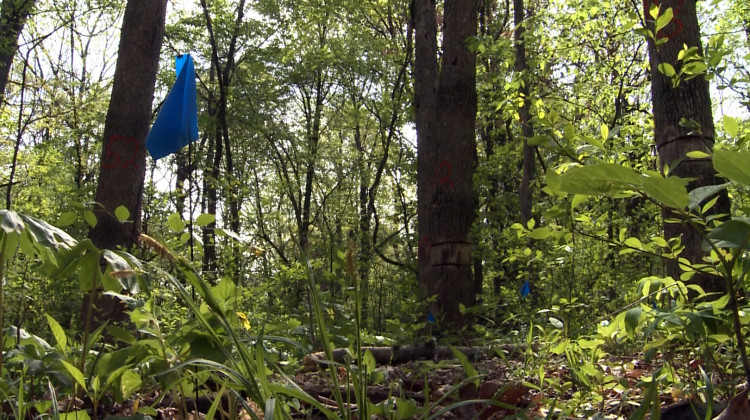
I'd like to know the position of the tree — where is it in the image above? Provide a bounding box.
[414,0,478,330]
[0,0,35,104]
[87,0,168,328]
[644,0,730,293]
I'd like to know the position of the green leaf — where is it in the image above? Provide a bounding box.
[527,135,551,147]
[0,209,24,235]
[450,347,479,386]
[83,210,97,228]
[600,123,609,140]
[118,369,142,401]
[655,8,673,33]
[723,115,739,137]
[688,183,730,211]
[195,213,216,227]
[528,227,552,240]
[686,150,710,159]
[167,213,185,232]
[20,213,76,253]
[708,219,750,251]
[60,411,91,420]
[61,361,87,392]
[714,149,750,185]
[557,163,642,196]
[78,250,102,292]
[57,212,78,227]
[658,63,676,77]
[624,307,642,338]
[114,206,130,222]
[45,314,67,352]
[642,176,690,209]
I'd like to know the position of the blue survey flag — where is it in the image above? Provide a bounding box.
[520,280,530,298]
[427,313,436,323]
[146,54,199,160]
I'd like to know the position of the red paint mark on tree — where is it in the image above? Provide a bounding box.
[103,135,139,170]
[648,0,684,39]
[433,160,454,188]
[418,237,431,259]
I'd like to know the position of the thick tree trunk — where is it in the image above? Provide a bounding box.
[415,0,478,330]
[644,0,729,293]
[0,0,34,104]
[87,0,167,327]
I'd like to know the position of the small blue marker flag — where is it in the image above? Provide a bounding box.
[427,313,436,324]
[146,54,199,160]
[520,280,530,298]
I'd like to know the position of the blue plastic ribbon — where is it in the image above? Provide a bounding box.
[520,280,530,298]
[146,54,199,160]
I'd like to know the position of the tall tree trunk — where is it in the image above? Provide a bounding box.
[0,0,34,105]
[514,0,535,226]
[415,0,479,330]
[87,0,167,328]
[644,0,729,293]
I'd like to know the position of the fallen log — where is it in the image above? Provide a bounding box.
[302,342,531,372]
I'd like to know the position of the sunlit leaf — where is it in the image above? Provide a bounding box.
[167,213,185,232]
[714,149,750,185]
[114,206,130,222]
[195,213,216,227]
[642,176,690,209]
[45,314,67,352]
[723,115,739,137]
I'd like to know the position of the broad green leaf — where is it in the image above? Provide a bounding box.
[83,210,97,228]
[688,183,729,211]
[114,206,130,222]
[45,314,67,351]
[655,8,673,33]
[571,194,587,210]
[57,212,78,227]
[20,213,76,253]
[529,227,552,240]
[118,369,142,401]
[723,115,739,137]
[714,149,750,185]
[642,176,690,209]
[60,411,91,420]
[624,307,642,338]
[707,219,750,251]
[527,135,551,146]
[624,237,643,249]
[167,213,185,232]
[195,213,216,227]
[600,123,609,140]
[78,250,102,292]
[557,163,642,196]
[658,63,676,77]
[0,209,24,235]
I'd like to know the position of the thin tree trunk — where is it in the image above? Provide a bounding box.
[514,0,535,226]
[87,0,167,328]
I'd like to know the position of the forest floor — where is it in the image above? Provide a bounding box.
[283,347,668,419]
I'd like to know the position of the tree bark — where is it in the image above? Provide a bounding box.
[0,0,34,105]
[87,0,167,327]
[514,0,535,226]
[644,0,729,293]
[415,0,479,330]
